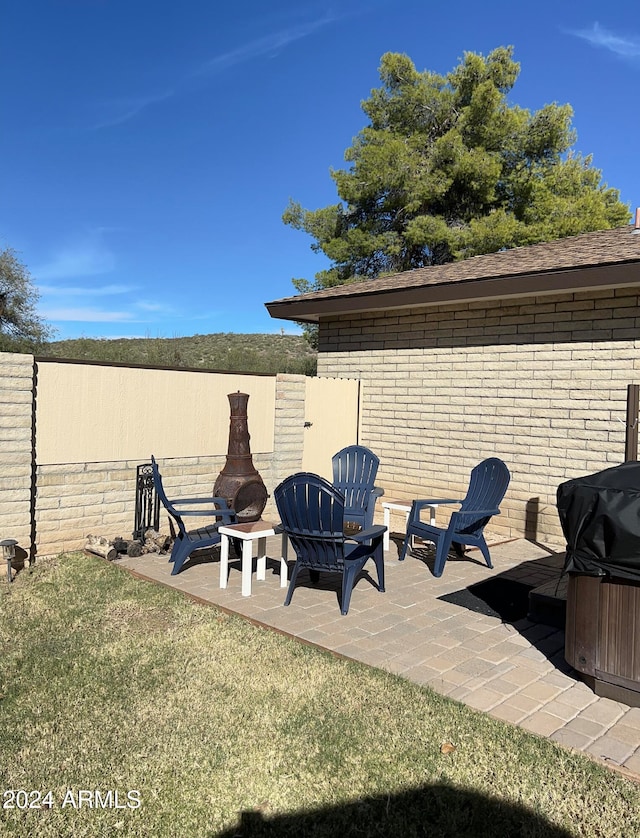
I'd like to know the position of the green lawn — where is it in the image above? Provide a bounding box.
[1,553,638,837]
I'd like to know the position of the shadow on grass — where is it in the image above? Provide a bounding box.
[214,783,574,837]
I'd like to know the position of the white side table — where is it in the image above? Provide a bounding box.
[381,498,438,551]
[218,520,289,597]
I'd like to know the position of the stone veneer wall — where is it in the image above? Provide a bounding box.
[0,353,34,556]
[316,288,640,547]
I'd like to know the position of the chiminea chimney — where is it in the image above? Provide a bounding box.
[213,392,268,523]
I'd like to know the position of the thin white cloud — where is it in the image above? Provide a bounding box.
[91,11,342,129]
[39,289,182,326]
[196,13,339,76]
[38,283,134,297]
[34,235,116,281]
[134,300,174,313]
[40,307,137,323]
[570,22,640,59]
[90,89,176,130]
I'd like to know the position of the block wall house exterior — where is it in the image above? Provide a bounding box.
[267,225,640,548]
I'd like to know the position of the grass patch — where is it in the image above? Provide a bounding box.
[1,554,638,837]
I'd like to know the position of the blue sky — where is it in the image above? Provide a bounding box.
[2,0,639,341]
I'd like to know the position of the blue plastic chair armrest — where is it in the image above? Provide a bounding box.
[172,496,231,508]
[372,487,385,499]
[174,509,215,516]
[172,497,236,521]
[451,508,500,519]
[350,524,387,543]
[413,498,462,509]
[409,498,461,525]
[175,508,231,518]
[211,497,233,509]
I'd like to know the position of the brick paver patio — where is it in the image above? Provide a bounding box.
[117,535,640,780]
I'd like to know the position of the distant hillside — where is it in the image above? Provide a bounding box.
[41,333,317,375]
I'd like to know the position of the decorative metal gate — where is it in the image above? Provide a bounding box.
[133,463,160,539]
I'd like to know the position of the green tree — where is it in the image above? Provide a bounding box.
[284,47,630,294]
[0,247,54,351]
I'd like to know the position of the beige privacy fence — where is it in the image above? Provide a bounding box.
[35,362,277,463]
[0,353,359,558]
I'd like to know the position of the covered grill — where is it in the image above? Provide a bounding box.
[557,462,640,706]
[558,461,640,581]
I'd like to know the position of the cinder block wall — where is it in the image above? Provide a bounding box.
[272,374,306,488]
[0,353,34,555]
[317,288,640,547]
[35,453,275,557]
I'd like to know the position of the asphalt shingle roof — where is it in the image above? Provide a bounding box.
[269,226,640,306]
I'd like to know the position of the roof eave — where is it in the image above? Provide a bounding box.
[265,261,640,324]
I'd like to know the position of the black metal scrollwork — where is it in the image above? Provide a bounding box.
[133,463,160,539]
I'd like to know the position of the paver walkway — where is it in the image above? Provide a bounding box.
[117,536,640,780]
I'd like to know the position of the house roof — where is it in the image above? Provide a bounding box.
[266,225,640,323]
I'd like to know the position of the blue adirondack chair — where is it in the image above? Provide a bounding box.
[274,472,387,615]
[332,445,384,532]
[151,455,237,576]
[399,458,510,577]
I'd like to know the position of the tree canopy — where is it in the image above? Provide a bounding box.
[284,47,630,293]
[0,247,54,352]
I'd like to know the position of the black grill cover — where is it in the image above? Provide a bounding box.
[557,462,640,581]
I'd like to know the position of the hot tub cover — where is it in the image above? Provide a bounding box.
[557,461,640,581]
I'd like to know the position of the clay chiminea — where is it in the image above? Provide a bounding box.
[213,392,268,523]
